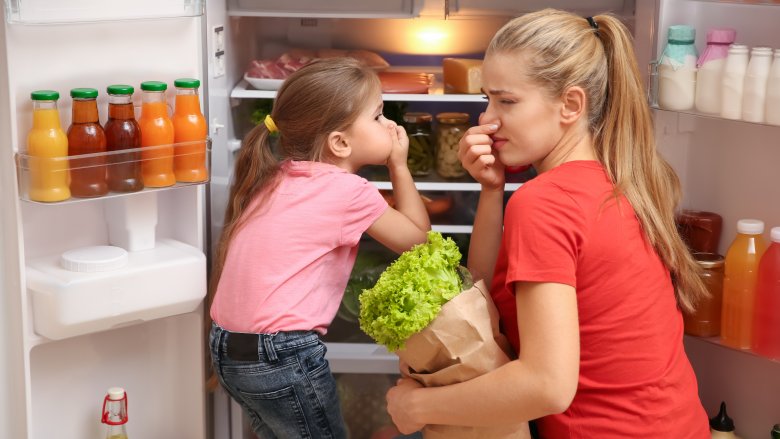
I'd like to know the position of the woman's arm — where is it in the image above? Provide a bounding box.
[468,188,504,287]
[386,281,580,432]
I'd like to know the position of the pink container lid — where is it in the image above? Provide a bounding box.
[706,28,737,44]
[698,28,737,67]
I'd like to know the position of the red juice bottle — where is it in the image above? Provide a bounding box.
[752,226,780,359]
[104,84,143,193]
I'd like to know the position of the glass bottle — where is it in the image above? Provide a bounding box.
[772,424,780,439]
[767,49,780,126]
[721,219,767,349]
[742,46,774,123]
[683,253,724,337]
[695,28,736,114]
[26,90,70,202]
[138,81,175,188]
[721,44,750,120]
[101,387,129,439]
[435,112,469,178]
[104,84,143,193]
[752,226,780,360]
[657,25,698,111]
[402,112,434,176]
[172,78,208,182]
[68,88,108,198]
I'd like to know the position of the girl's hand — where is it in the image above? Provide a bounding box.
[387,123,410,172]
[386,377,425,434]
[458,121,505,191]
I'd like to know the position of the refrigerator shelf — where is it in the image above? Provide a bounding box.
[685,335,780,365]
[651,106,780,128]
[3,0,204,24]
[15,139,211,205]
[325,342,400,374]
[371,180,523,192]
[227,0,422,19]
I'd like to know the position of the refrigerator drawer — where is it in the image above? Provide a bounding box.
[3,0,204,24]
[27,238,206,340]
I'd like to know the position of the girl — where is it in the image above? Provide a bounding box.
[386,9,711,439]
[210,58,430,438]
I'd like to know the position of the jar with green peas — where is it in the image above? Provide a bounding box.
[402,112,434,176]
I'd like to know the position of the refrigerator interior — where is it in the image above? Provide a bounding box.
[0,2,209,438]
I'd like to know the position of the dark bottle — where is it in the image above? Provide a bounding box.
[68,88,108,197]
[771,424,780,439]
[104,84,143,193]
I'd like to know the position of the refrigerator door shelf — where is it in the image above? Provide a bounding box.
[325,343,400,374]
[227,0,422,19]
[3,0,205,24]
[14,139,211,205]
[27,238,206,341]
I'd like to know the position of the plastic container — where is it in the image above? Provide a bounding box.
[752,226,780,360]
[721,219,767,349]
[26,90,70,202]
[658,25,698,111]
[721,44,750,120]
[102,387,129,439]
[765,49,780,126]
[435,112,469,178]
[105,84,143,193]
[710,402,740,439]
[742,47,774,123]
[402,112,434,176]
[695,28,737,114]
[68,88,108,198]
[684,253,725,337]
[172,78,209,183]
[139,81,175,188]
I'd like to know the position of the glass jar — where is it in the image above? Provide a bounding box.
[402,112,434,176]
[683,252,725,337]
[435,112,469,178]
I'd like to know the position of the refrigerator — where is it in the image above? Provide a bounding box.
[1,0,779,438]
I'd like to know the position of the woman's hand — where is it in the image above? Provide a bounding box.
[458,120,505,191]
[386,377,425,434]
[386,123,410,172]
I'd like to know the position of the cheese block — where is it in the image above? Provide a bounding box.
[442,58,483,94]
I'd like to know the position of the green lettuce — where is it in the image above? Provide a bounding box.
[358,231,469,351]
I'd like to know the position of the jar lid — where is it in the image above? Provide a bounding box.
[174,78,201,89]
[436,112,469,124]
[667,25,695,43]
[107,84,134,95]
[70,88,98,99]
[706,28,736,44]
[403,112,432,123]
[692,252,724,268]
[771,227,780,243]
[140,81,167,92]
[31,90,59,101]
[60,245,128,273]
[736,219,764,235]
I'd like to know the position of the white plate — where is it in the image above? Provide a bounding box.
[244,73,284,90]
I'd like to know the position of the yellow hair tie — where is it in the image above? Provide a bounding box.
[264,115,278,133]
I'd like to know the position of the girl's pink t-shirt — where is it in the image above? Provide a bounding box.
[211,161,387,335]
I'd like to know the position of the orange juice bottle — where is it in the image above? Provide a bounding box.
[27,90,70,202]
[721,219,767,349]
[172,78,208,182]
[138,81,175,188]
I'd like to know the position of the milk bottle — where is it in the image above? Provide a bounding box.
[721,44,749,120]
[695,28,736,114]
[742,47,773,123]
[765,49,780,126]
[658,25,698,111]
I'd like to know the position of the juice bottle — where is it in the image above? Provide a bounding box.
[138,81,175,188]
[101,387,129,439]
[721,219,767,349]
[26,90,70,202]
[68,88,107,198]
[172,78,208,182]
[752,226,780,360]
[104,84,143,193]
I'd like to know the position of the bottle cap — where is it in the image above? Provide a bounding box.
[107,84,134,95]
[70,88,98,99]
[729,44,748,54]
[140,81,167,92]
[706,28,736,44]
[709,401,735,432]
[107,387,126,400]
[403,112,432,123]
[60,246,129,273]
[667,25,695,43]
[771,227,780,243]
[174,78,201,88]
[750,46,773,56]
[736,219,764,235]
[31,90,59,101]
[436,112,469,124]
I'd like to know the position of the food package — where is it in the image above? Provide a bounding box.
[378,71,434,94]
[442,58,483,94]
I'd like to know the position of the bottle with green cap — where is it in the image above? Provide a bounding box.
[138,81,175,188]
[26,90,70,202]
[68,87,108,198]
[172,78,208,183]
[104,84,143,193]
[657,24,698,111]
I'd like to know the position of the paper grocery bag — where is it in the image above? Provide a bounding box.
[396,280,530,439]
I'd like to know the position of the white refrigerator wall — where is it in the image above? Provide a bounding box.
[0,11,208,439]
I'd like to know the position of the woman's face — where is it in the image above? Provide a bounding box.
[480,51,565,172]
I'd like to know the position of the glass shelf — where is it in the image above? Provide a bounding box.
[691,0,780,6]
[684,334,780,365]
[3,0,204,24]
[651,106,780,128]
[15,139,210,205]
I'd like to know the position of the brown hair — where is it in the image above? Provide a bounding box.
[487,9,707,312]
[209,57,381,300]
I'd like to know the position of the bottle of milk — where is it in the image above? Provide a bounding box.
[658,25,698,111]
[764,49,780,126]
[742,47,774,123]
[695,28,736,114]
[720,44,749,120]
